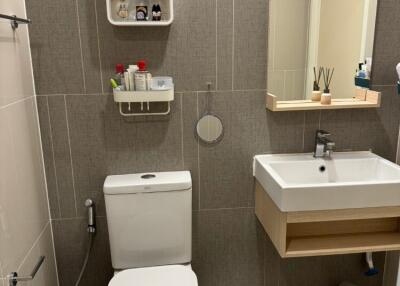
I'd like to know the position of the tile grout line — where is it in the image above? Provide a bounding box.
[39,97,61,285]
[396,124,400,164]
[74,0,87,94]
[36,85,400,97]
[45,96,62,218]
[382,254,389,286]
[47,218,60,286]
[196,92,201,211]
[272,0,276,72]
[38,88,268,98]
[23,0,38,98]
[231,0,235,90]
[197,206,254,212]
[0,253,3,279]
[263,237,266,286]
[215,0,218,90]
[63,95,78,216]
[16,221,50,273]
[318,110,322,129]
[0,95,34,111]
[51,215,106,222]
[302,112,306,152]
[94,0,104,94]
[180,94,185,169]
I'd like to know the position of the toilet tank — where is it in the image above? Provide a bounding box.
[103,171,192,270]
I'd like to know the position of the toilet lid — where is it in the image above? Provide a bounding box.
[109,265,198,286]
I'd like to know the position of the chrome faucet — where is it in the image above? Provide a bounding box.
[314,130,335,158]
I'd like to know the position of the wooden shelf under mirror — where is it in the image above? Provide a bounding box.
[266,89,381,112]
[266,90,381,111]
[255,181,400,258]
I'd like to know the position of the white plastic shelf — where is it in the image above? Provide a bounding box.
[113,88,174,103]
[106,0,173,26]
[113,87,174,116]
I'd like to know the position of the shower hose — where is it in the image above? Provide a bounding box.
[74,231,95,286]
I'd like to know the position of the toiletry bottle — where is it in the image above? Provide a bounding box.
[156,4,161,20]
[115,64,125,87]
[152,4,161,21]
[124,71,130,91]
[362,64,370,79]
[135,60,151,91]
[152,5,157,20]
[136,1,149,21]
[127,64,138,91]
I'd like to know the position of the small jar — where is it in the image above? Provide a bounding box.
[321,92,331,105]
[311,90,322,101]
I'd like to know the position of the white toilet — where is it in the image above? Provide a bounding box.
[103,171,198,286]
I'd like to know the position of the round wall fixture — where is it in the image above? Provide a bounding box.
[196,114,224,144]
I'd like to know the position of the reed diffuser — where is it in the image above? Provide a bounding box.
[312,67,323,101]
[321,67,334,105]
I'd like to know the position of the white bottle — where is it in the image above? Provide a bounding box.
[135,60,151,91]
[124,71,130,91]
[127,65,138,91]
[396,63,400,81]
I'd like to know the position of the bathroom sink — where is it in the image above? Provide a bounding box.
[253,151,400,212]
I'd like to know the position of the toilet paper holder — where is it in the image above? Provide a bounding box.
[8,256,45,286]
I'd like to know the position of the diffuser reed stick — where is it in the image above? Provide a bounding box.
[322,68,335,93]
[313,67,323,91]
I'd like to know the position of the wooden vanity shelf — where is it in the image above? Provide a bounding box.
[255,181,400,258]
[266,89,381,112]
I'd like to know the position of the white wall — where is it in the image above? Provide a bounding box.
[0,0,58,285]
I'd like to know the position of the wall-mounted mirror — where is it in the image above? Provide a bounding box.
[267,0,381,111]
[196,115,224,144]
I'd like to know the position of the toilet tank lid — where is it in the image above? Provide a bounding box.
[104,171,192,195]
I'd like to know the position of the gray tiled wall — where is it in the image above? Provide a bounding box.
[27,0,400,285]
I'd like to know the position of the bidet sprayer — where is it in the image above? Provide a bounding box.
[85,199,96,233]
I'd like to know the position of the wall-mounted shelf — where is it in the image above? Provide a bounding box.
[106,0,173,26]
[266,89,381,112]
[255,181,400,258]
[113,87,174,116]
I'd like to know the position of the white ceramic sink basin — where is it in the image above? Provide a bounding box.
[253,151,400,212]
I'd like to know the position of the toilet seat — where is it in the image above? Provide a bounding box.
[109,265,198,286]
